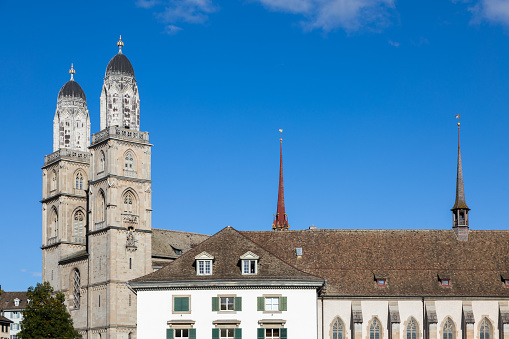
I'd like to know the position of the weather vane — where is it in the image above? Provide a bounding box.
[279,129,283,143]
[455,114,461,128]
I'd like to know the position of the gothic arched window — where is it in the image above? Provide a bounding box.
[51,170,57,191]
[75,172,83,190]
[72,269,80,309]
[97,191,106,225]
[407,318,418,339]
[73,210,84,237]
[124,152,135,170]
[443,318,455,339]
[332,317,344,339]
[370,319,381,339]
[50,208,58,239]
[99,151,105,173]
[480,319,491,339]
[123,191,135,214]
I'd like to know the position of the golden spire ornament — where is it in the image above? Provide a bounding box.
[117,35,124,53]
[69,63,75,80]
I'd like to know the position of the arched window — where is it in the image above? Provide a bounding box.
[96,191,106,226]
[49,208,58,239]
[99,151,105,173]
[332,317,344,339]
[72,269,80,309]
[51,170,57,191]
[75,172,84,190]
[407,318,417,339]
[123,191,135,214]
[128,333,132,339]
[124,152,135,170]
[480,319,491,339]
[370,319,381,339]
[443,318,455,339]
[73,210,84,237]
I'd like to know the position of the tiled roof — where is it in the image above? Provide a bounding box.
[0,315,13,324]
[242,229,509,296]
[0,291,28,310]
[133,226,322,283]
[151,228,209,259]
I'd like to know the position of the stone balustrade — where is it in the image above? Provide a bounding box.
[92,126,149,145]
[44,149,90,166]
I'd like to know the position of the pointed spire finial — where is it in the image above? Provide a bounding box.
[117,35,124,53]
[273,129,289,231]
[69,63,75,80]
[452,115,470,239]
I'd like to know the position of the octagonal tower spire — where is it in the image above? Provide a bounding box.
[451,115,470,240]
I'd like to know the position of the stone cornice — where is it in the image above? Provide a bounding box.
[130,279,325,291]
[41,193,87,204]
[89,174,151,186]
[87,226,152,236]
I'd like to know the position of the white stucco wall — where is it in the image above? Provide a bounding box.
[137,288,318,339]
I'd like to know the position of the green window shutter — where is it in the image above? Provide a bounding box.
[174,297,189,312]
[212,328,220,339]
[257,328,265,339]
[212,297,219,311]
[166,329,174,339]
[280,296,287,311]
[257,297,265,311]
[189,328,196,339]
[235,328,242,339]
[235,297,242,311]
[280,328,287,339]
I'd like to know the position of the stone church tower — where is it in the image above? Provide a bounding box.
[42,38,153,339]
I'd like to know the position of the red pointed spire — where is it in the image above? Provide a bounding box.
[273,130,289,231]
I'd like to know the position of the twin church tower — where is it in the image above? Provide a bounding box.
[41,37,151,338]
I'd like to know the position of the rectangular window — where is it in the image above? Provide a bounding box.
[173,296,190,313]
[265,329,280,339]
[175,329,189,338]
[197,260,212,275]
[441,279,450,287]
[505,280,509,287]
[242,260,257,274]
[377,279,386,287]
[220,329,235,339]
[265,297,279,311]
[221,297,234,311]
[167,328,196,339]
[258,296,287,312]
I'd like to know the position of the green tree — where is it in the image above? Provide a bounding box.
[18,281,80,339]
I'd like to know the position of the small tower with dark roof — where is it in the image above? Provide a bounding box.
[53,64,90,151]
[272,130,289,231]
[100,36,140,130]
[451,118,470,240]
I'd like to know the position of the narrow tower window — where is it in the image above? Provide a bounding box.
[72,269,80,309]
[73,211,84,237]
[123,191,135,214]
[99,151,105,173]
[124,152,135,170]
[75,172,83,190]
[51,170,57,191]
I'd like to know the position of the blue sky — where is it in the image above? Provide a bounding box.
[0,0,508,291]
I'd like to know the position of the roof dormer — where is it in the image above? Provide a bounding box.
[195,251,214,275]
[240,251,259,275]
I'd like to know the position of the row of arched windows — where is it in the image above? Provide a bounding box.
[96,150,137,174]
[329,317,493,339]
[49,170,88,192]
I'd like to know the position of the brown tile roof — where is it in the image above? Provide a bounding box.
[133,226,322,283]
[242,229,509,297]
[0,315,13,324]
[0,291,28,310]
[151,228,210,259]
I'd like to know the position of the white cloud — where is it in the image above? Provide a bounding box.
[136,0,161,8]
[20,268,27,273]
[388,40,400,47]
[136,0,395,33]
[165,25,184,34]
[32,272,42,277]
[470,0,509,26]
[254,0,396,32]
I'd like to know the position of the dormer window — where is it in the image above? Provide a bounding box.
[195,251,214,276]
[505,280,509,287]
[240,251,259,275]
[377,279,386,287]
[14,298,20,307]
